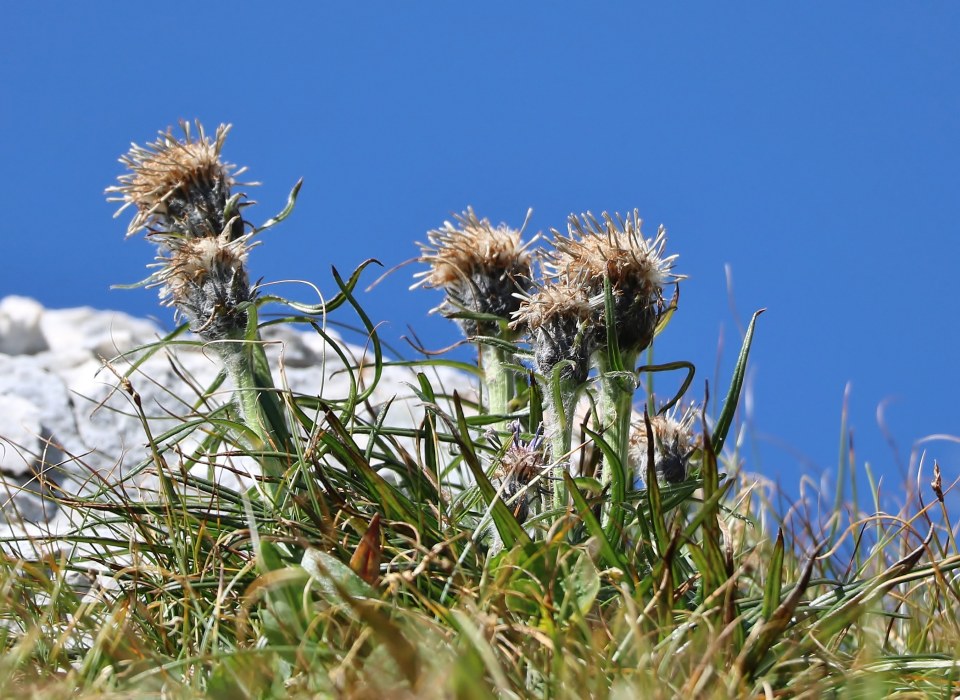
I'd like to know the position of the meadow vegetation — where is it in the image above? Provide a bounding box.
[0,121,957,698]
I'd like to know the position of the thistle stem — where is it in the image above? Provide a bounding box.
[220,328,289,501]
[597,350,639,528]
[539,373,580,514]
[480,343,513,432]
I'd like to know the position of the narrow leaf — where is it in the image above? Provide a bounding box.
[712,309,764,454]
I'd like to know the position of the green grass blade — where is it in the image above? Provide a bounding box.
[712,309,764,455]
[761,529,785,622]
[564,472,633,586]
[437,392,531,548]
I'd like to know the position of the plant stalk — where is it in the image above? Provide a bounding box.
[220,326,290,501]
[597,350,639,527]
[480,342,513,433]
[540,371,581,513]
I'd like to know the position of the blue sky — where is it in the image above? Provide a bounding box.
[3,4,959,510]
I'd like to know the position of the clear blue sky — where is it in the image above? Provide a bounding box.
[3,4,959,509]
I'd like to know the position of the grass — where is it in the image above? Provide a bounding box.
[0,126,958,699]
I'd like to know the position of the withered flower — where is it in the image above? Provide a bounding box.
[413,208,534,337]
[628,405,699,484]
[110,121,256,344]
[548,210,679,354]
[156,234,255,342]
[492,422,546,524]
[107,121,247,245]
[511,277,600,385]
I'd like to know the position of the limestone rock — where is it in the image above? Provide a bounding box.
[0,296,473,528]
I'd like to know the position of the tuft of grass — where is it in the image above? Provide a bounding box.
[0,123,957,699]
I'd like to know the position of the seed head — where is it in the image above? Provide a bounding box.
[548,210,680,354]
[511,278,601,385]
[108,121,247,244]
[493,422,546,523]
[157,234,255,343]
[413,208,534,336]
[628,405,699,485]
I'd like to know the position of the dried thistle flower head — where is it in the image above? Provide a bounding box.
[548,210,680,354]
[413,207,534,336]
[628,405,699,485]
[511,278,601,385]
[157,234,254,342]
[492,422,546,523]
[108,120,247,244]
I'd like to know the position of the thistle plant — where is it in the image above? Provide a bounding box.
[0,119,953,699]
[511,277,600,509]
[628,403,699,485]
[487,421,547,549]
[546,211,680,517]
[107,121,291,494]
[413,208,535,429]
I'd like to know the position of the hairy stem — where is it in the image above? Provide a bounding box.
[540,371,581,513]
[597,350,639,528]
[220,324,290,500]
[480,342,513,432]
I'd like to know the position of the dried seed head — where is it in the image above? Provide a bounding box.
[511,278,601,385]
[108,121,247,244]
[548,210,680,354]
[493,422,546,523]
[413,208,534,336]
[628,405,699,485]
[157,234,254,342]
[550,210,677,297]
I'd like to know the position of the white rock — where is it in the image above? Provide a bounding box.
[0,296,476,526]
[0,296,48,355]
[0,395,42,474]
[40,306,160,359]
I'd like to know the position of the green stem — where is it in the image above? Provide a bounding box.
[597,350,639,528]
[480,343,513,432]
[539,370,581,514]
[220,328,290,502]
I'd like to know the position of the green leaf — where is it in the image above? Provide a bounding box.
[712,309,764,455]
[641,409,670,558]
[582,425,627,546]
[564,472,632,586]
[653,284,680,337]
[761,529,785,622]
[564,550,601,616]
[301,548,376,603]
[439,392,531,548]
[331,265,383,404]
[256,178,303,232]
[634,360,696,416]
[734,541,822,680]
[603,275,625,372]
